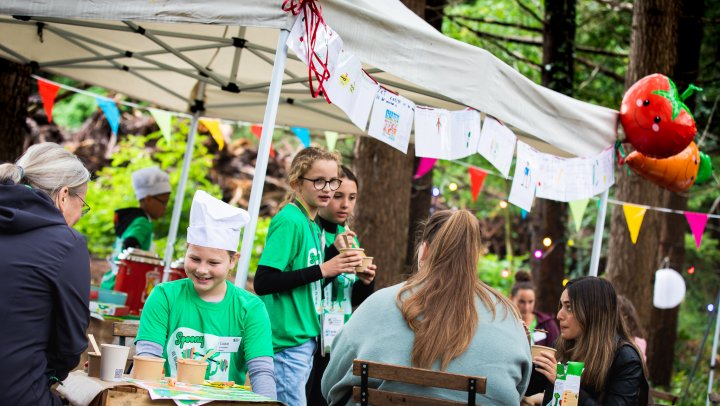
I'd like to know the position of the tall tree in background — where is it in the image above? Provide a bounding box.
[529,0,576,314]
[0,58,31,162]
[649,0,705,386]
[605,0,681,384]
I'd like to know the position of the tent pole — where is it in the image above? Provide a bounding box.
[589,189,609,276]
[708,292,720,406]
[161,81,206,282]
[235,29,290,289]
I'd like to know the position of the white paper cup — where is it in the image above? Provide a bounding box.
[100,344,130,382]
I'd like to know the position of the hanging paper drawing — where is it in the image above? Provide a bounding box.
[478,116,517,178]
[383,109,400,141]
[367,89,414,153]
[414,108,480,160]
[325,50,379,131]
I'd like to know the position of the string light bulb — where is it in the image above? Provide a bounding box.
[567,239,575,247]
[708,304,715,313]
[501,269,510,278]
[542,237,552,247]
[687,266,695,275]
[432,187,440,197]
[563,278,569,287]
[448,182,458,192]
[499,200,508,209]
[533,250,543,259]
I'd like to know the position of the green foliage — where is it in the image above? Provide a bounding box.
[52,86,104,130]
[477,254,528,296]
[74,122,221,259]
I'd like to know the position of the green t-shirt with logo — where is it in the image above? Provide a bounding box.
[258,203,324,352]
[321,223,360,322]
[135,278,273,384]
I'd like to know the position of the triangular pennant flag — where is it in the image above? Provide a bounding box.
[96,97,120,135]
[622,204,647,244]
[291,127,311,148]
[325,131,338,151]
[37,79,60,123]
[684,211,709,249]
[521,209,528,219]
[149,108,173,143]
[250,124,275,158]
[414,157,437,179]
[569,199,590,232]
[200,118,225,151]
[468,167,487,202]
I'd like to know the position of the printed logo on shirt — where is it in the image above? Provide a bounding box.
[167,327,241,381]
[308,247,320,267]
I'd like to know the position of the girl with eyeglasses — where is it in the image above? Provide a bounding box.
[0,142,92,405]
[255,147,364,405]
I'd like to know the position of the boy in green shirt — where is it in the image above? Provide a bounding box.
[101,167,171,289]
[135,190,276,399]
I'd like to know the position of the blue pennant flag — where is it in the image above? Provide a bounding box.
[291,126,311,148]
[96,97,120,135]
[521,209,528,219]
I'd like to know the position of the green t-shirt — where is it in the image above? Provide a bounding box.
[101,215,154,289]
[258,203,325,352]
[135,278,273,384]
[321,223,360,322]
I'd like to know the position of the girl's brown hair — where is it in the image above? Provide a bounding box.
[555,277,647,392]
[510,270,534,298]
[397,210,521,370]
[283,147,341,204]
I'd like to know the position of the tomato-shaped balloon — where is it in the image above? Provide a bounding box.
[620,74,696,158]
[695,151,713,184]
[625,141,699,193]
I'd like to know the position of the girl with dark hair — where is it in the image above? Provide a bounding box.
[618,295,647,362]
[510,270,560,347]
[322,210,531,404]
[528,277,649,405]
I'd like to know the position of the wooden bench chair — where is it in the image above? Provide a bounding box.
[113,321,139,346]
[649,388,679,405]
[351,360,487,406]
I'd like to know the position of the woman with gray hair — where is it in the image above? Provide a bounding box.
[0,142,92,405]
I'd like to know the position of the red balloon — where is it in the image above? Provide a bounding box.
[620,74,696,158]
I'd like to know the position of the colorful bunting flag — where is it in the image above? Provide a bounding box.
[149,108,174,143]
[414,157,437,179]
[96,97,120,135]
[250,124,275,158]
[325,131,338,151]
[199,118,225,151]
[569,199,590,232]
[622,204,647,244]
[468,167,487,202]
[291,127,311,148]
[684,211,709,249]
[37,79,60,123]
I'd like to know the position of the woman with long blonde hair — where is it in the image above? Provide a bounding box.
[322,210,532,404]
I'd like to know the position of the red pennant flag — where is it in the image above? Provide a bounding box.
[468,167,487,202]
[37,79,61,123]
[250,124,275,158]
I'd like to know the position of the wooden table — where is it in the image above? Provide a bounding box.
[94,386,282,405]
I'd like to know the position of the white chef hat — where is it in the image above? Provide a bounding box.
[187,190,250,252]
[132,167,171,200]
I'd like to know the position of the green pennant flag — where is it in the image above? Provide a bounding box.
[569,199,590,232]
[325,131,339,151]
[149,108,174,143]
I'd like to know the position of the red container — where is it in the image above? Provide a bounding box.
[114,249,186,315]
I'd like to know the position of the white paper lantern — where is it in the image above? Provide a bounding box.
[653,268,686,309]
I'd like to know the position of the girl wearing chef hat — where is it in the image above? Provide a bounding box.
[134,190,276,398]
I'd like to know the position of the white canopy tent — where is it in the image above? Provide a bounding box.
[0,0,619,284]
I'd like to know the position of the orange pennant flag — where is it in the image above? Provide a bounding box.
[37,79,61,123]
[468,167,487,202]
[199,118,225,151]
[622,204,647,244]
[250,124,275,158]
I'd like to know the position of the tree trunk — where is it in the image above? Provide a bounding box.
[647,0,704,386]
[0,58,31,163]
[605,0,680,380]
[354,138,415,288]
[530,0,575,313]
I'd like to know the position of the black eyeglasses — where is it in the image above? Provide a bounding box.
[150,195,170,205]
[300,177,342,191]
[73,193,91,216]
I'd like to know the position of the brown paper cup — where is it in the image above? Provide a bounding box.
[356,256,374,273]
[177,358,208,385]
[339,247,364,256]
[87,352,101,378]
[531,345,556,358]
[133,356,165,381]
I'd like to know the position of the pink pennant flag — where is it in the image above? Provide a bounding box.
[414,157,437,179]
[37,79,60,123]
[468,167,487,202]
[685,211,709,249]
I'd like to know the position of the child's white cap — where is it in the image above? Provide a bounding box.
[187,190,250,252]
[132,167,171,200]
